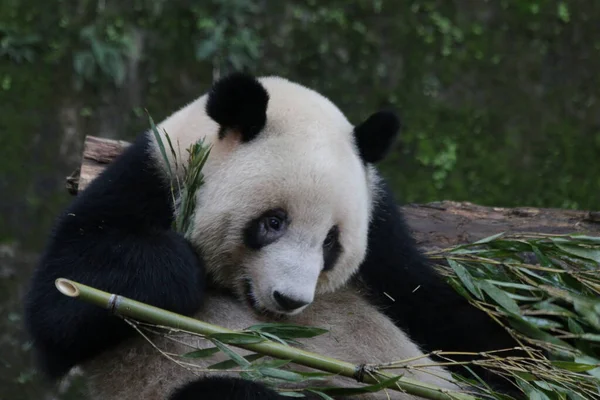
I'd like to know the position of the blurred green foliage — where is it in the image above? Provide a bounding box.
[1,0,598,245]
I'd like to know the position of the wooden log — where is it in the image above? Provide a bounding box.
[65,136,600,248]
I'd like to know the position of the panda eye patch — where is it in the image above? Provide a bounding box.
[323,225,341,271]
[243,208,288,250]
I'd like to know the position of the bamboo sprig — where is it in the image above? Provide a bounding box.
[54,278,476,400]
[427,232,600,400]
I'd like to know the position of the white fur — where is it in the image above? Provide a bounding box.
[84,76,462,399]
[149,76,373,311]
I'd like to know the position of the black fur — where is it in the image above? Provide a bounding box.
[206,72,270,143]
[322,225,341,271]
[23,132,206,380]
[169,377,323,400]
[354,111,400,164]
[357,179,522,393]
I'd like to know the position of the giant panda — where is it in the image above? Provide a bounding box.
[24,73,518,399]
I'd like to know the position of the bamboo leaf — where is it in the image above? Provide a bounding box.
[479,280,521,315]
[258,367,306,382]
[573,301,600,330]
[507,317,573,350]
[293,371,332,380]
[147,113,172,178]
[568,234,600,243]
[210,339,254,368]
[181,347,219,359]
[207,351,264,370]
[552,242,600,263]
[306,390,336,400]
[252,359,292,369]
[447,259,483,300]
[576,333,600,342]
[316,375,402,396]
[533,300,577,318]
[567,318,585,334]
[473,232,505,244]
[258,331,293,346]
[247,323,329,339]
[277,392,306,397]
[574,356,600,379]
[550,361,598,372]
[522,316,563,329]
[531,245,554,268]
[209,332,265,344]
[485,280,541,291]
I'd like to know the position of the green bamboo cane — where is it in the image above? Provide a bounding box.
[55,278,477,400]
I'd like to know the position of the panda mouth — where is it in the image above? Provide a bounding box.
[242,278,285,320]
[243,279,259,310]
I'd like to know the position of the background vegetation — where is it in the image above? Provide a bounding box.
[0,1,598,399]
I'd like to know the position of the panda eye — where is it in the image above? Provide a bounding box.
[244,208,289,250]
[323,226,338,248]
[323,233,334,248]
[265,216,284,231]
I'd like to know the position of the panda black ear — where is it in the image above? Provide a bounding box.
[205,72,269,143]
[353,110,401,164]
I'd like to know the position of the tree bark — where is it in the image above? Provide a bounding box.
[65,136,600,248]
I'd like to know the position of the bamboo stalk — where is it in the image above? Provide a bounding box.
[55,278,476,400]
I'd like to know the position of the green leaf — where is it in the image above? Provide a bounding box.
[208,332,265,345]
[306,390,336,400]
[479,280,521,315]
[447,277,474,301]
[533,300,577,318]
[531,245,554,268]
[246,323,328,339]
[485,280,540,291]
[577,333,600,342]
[574,356,600,379]
[473,232,505,244]
[507,317,573,351]
[180,347,219,359]
[446,259,483,300]
[316,375,402,396]
[552,242,600,263]
[567,318,585,334]
[550,361,598,372]
[568,234,600,243]
[290,371,332,380]
[209,339,259,369]
[257,367,306,382]
[277,392,305,398]
[207,352,264,370]
[258,331,292,346]
[573,301,600,330]
[147,112,173,178]
[522,316,563,329]
[251,359,292,369]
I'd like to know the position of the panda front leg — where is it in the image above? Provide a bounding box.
[358,178,520,392]
[23,131,206,381]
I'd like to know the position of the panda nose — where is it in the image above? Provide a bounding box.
[273,291,310,311]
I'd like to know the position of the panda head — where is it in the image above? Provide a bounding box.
[183,73,400,316]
